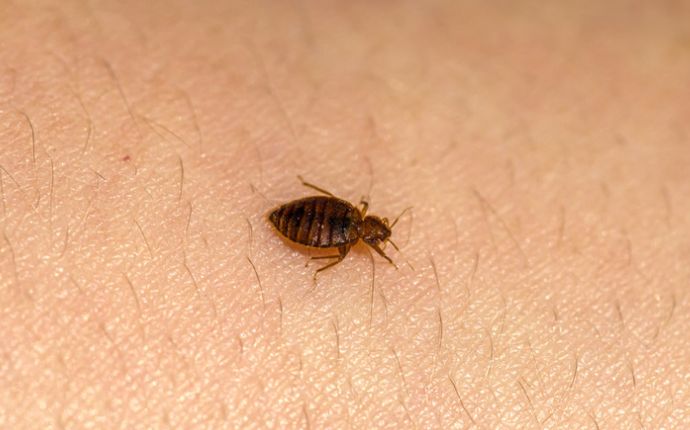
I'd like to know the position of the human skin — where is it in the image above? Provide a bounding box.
[1,0,690,428]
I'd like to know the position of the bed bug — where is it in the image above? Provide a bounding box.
[269,176,409,277]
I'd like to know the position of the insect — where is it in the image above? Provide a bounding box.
[269,176,408,277]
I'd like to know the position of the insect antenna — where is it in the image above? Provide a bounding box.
[390,206,413,228]
[386,238,415,271]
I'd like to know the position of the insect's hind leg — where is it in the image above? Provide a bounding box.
[297,175,335,197]
[313,245,350,280]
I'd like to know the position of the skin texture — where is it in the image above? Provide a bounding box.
[1,1,690,429]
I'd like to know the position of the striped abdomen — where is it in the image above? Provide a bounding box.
[269,196,361,248]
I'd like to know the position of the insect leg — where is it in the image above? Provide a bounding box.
[305,253,338,268]
[310,254,341,260]
[359,197,369,217]
[369,243,398,270]
[297,175,335,197]
[314,245,350,279]
[390,207,413,228]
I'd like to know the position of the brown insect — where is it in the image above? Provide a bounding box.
[269,176,408,277]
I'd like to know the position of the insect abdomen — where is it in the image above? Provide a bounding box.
[269,196,359,248]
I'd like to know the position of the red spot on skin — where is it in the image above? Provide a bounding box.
[122,155,131,162]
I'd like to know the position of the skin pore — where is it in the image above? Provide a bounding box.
[1,0,690,428]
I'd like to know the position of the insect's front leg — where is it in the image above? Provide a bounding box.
[369,243,398,270]
[359,197,369,217]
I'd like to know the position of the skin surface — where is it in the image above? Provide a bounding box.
[1,1,690,429]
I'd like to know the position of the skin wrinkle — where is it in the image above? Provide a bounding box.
[1,1,689,429]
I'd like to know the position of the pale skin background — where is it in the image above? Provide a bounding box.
[1,0,690,429]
